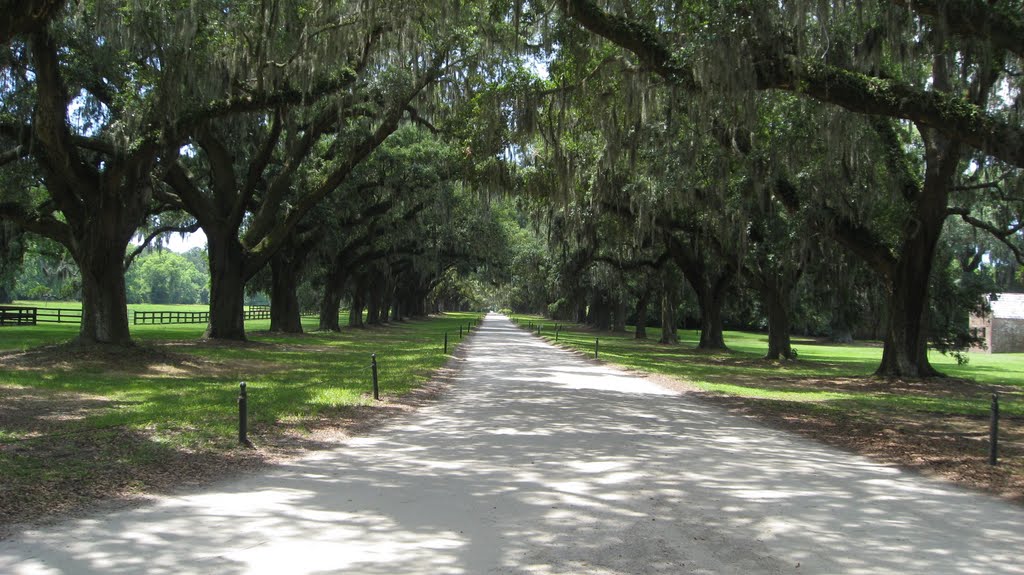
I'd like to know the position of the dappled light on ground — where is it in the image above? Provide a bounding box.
[1,314,1023,574]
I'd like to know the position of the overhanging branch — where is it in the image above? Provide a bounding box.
[559,0,1024,168]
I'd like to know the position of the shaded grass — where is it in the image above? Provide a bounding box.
[0,311,483,527]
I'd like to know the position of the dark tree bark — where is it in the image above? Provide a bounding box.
[319,281,344,331]
[745,256,802,360]
[1,0,66,45]
[760,283,795,360]
[205,231,248,340]
[269,231,316,333]
[659,287,678,344]
[589,291,612,331]
[667,235,735,350]
[268,251,304,334]
[693,280,728,350]
[76,237,133,346]
[874,128,959,378]
[634,289,650,339]
[366,288,381,326]
[349,283,365,328]
[575,298,588,324]
[612,296,627,332]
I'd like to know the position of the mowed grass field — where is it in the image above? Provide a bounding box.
[512,315,1024,501]
[0,304,483,528]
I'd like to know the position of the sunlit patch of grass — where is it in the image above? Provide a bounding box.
[513,314,1024,418]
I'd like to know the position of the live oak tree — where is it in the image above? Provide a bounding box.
[0,2,198,345]
[0,0,381,345]
[548,0,1022,377]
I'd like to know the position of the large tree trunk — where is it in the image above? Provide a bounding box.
[590,291,612,331]
[205,233,247,340]
[575,300,588,324]
[635,289,650,340]
[319,283,344,331]
[659,289,678,344]
[875,130,958,378]
[25,28,149,347]
[612,296,627,332]
[762,285,795,360]
[349,285,365,328]
[269,249,304,333]
[75,239,132,346]
[691,276,729,350]
[667,234,734,350]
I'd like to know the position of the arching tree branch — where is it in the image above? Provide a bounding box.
[558,0,1024,168]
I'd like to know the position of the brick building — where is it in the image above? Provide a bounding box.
[970,293,1024,353]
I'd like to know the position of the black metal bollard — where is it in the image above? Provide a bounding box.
[555,327,559,342]
[238,382,251,447]
[444,331,448,354]
[459,325,463,339]
[595,338,599,359]
[990,393,1000,465]
[371,354,379,401]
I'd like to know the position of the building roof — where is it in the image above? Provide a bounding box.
[990,293,1024,320]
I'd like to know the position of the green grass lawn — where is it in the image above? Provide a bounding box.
[513,316,1024,417]
[0,310,483,524]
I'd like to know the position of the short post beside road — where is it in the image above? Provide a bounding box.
[459,325,463,339]
[595,338,599,359]
[990,393,1000,465]
[238,382,252,447]
[371,354,379,401]
[444,331,448,354]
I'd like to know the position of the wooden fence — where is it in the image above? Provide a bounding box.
[35,308,83,324]
[0,306,82,325]
[133,307,276,325]
[133,310,210,325]
[1,304,313,326]
[0,306,37,326]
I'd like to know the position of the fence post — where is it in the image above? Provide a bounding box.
[444,332,448,354]
[371,354,379,401]
[459,325,463,339]
[990,393,1000,465]
[238,382,252,447]
[595,338,599,359]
